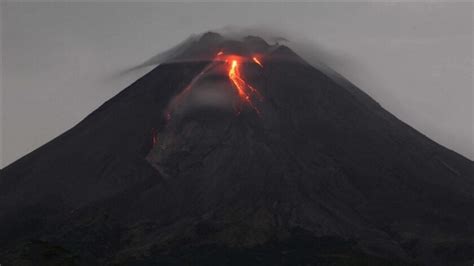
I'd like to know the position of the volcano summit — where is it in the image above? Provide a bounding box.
[1,32,473,266]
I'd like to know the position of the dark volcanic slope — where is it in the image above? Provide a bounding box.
[1,32,473,266]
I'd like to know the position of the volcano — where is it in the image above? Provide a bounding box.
[1,32,473,266]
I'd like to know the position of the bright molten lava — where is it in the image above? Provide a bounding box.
[252,57,263,68]
[165,52,264,121]
[225,56,263,115]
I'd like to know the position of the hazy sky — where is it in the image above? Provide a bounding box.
[1,2,472,167]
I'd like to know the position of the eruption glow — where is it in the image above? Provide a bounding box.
[226,57,262,114]
[252,57,263,68]
[165,51,264,121]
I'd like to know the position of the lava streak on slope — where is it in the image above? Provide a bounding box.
[151,128,159,145]
[252,56,263,68]
[225,55,263,115]
[165,52,264,119]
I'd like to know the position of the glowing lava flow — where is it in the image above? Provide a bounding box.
[252,57,263,68]
[226,57,263,115]
[228,60,250,101]
[165,52,264,120]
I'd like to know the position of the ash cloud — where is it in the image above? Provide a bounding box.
[125,26,355,89]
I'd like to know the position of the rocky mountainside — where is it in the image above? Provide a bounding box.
[1,32,473,266]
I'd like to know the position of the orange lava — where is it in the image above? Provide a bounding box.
[227,58,262,114]
[166,52,264,119]
[252,56,263,68]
